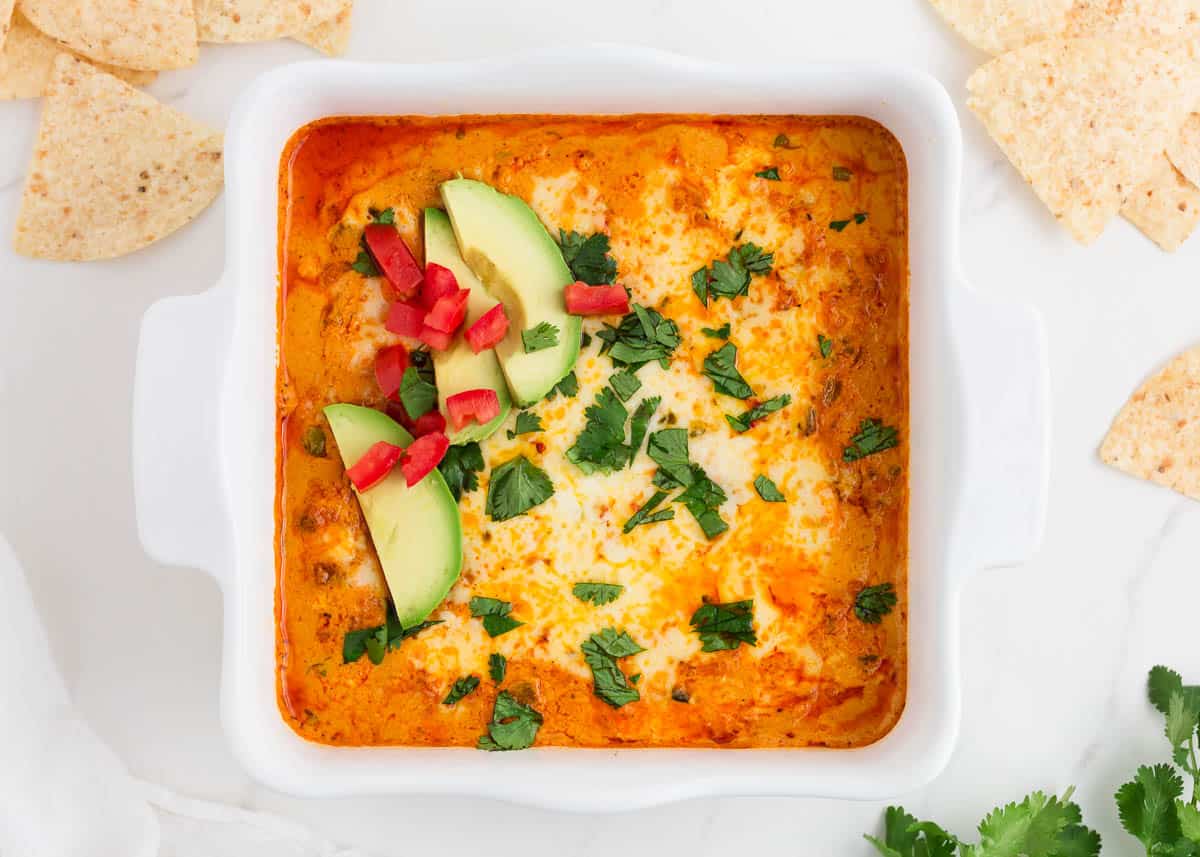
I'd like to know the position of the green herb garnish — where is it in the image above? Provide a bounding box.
[507,411,542,440]
[691,243,775,306]
[622,490,676,533]
[628,396,660,458]
[559,230,617,285]
[854,583,897,624]
[573,582,625,606]
[725,393,792,433]
[832,166,853,182]
[690,600,755,651]
[755,166,781,181]
[773,133,797,149]
[522,322,559,353]
[566,387,630,474]
[477,691,543,751]
[301,425,326,457]
[544,371,579,401]
[843,418,899,462]
[610,369,642,402]
[581,628,646,708]
[818,333,834,358]
[701,323,731,339]
[438,441,483,502]
[703,342,754,399]
[469,596,525,638]
[830,212,868,232]
[596,304,680,369]
[485,456,554,521]
[342,604,442,665]
[351,250,379,277]
[443,675,480,706]
[399,365,437,420]
[754,475,786,503]
[488,653,507,683]
[676,467,729,539]
[647,429,693,489]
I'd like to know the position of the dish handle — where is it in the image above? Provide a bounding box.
[952,283,1050,570]
[132,278,233,584]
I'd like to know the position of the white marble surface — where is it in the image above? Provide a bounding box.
[2,0,1199,853]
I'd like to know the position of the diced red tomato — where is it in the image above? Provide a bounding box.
[564,281,630,316]
[400,432,450,487]
[345,441,404,492]
[419,325,454,351]
[425,288,471,334]
[464,303,509,353]
[411,410,447,437]
[363,225,423,299]
[385,301,425,338]
[421,263,459,309]
[374,344,410,399]
[445,388,501,431]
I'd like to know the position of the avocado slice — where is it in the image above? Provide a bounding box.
[424,208,513,444]
[439,179,581,407]
[323,404,462,627]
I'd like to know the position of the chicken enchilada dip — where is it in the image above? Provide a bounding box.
[276,115,909,749]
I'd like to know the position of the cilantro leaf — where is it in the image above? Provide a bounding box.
[369,207,395,225]
[301,425,326,457]
[1118,766,1185,852]
[833,166,853,181]
[1151,666,1188,715]
[488,653,507,683]
[974,791,1096,857]
[469,596,525,638]
[865,806,956,857]
[1166,691,1200,764]
[773,133,798,149]
[754,475,786,502]
[701,323,731,339]
[610,369,642,402]
[622,489,676,533]
[677,465,728,538]
[690,600,756,651]
[573,582,625,606]
[854,583,897,624]
[726,393,792,433]
[351,250,380,277]
[559,230,618,285]
[844,418,900,461]
[485,456,554,521]
[443,675,480,706]
[818,333,834,358]
[596,304,680,369]
[1178,801,1200,843]
[522,322,559,353]
[627,396,660,459]
[438,442,483,502]
[566,387,630,474]
[477,691,543,751]
[342,604,442,664]
[581,628,646,708]
[507,411,542,439]
[647,429,694,489]
[692,243,775,306]
[703,342,754,399]
[830,212,868,232]
[755,166,781,181]
[544,371,579,401]
[399,366,437,420]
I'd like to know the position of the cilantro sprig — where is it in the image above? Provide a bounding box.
[442,675,480,706]
[844,418,900,462]
[342,603,442,665]
[581,628,646,708]
[703,342,754,399]
[399,366,437,420]
[522,322,559,353]
[573,582,624,606]
[692,243,774,306]
[507,411,542,439]
[438,441,483,502]
[477,691,543,751]
[854,583,897,624]
[596,304,680,369]
[726,393,792,433]
[690,600,756,652]
[469,596,524,638]
[566,386,660,475]
[485,455,554,521]
[559,230,618,285]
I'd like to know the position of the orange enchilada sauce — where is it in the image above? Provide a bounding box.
[276,115,908,748]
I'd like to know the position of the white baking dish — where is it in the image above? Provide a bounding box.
[132,45,1049,811]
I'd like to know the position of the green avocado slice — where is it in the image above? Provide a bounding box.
[323,404,462,627]
[439,178,581,407]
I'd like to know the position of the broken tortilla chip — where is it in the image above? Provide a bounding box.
[1168,113,1200,188]
[1,13,156,99]
[926,0,1073,55]
[294,5,352,56]
[1101,345,1200,501]
[13,55,223,261]
[195,0,350,43]
[1121,153,1200,251]
[967,38,1197,244]
[17,0,197,71]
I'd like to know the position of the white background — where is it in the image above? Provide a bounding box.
[2,1,1199,853]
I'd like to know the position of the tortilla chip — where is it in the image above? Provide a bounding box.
[1101,346,1200,501]
[294,5,352,56]
[1121,153,1200,250]
[0,0,16,52]
[195,0,350,43]
[1065,0,1200,55]
[1168,113,1200,188]
[967,38,1197,244]
[1,13,156,99]
[926,0,1073,55]
[13,55,223,261]
[17,0,197,71]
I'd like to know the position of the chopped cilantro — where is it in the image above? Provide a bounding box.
[647,429,694,489]
[830,212,869,232]
[485,455,554,521]
[343,604,442,665]
[469,596,525,638]
[351,250,379,277]
[818,333,834,359]
[566,387,630,474]
[581,628,646,708]
[438,442,484,502]
[610,369,642,402]
[725,393,792,433]
[690,600,756,651]
[754,475,786,503]
[596,304,680,369]
[622,490,676,533]
[854,583,897,624]
[573,582,625,606]
[627,396,660,460]
[843,418,899,462]
[398,366,437,420]
[559,230,618,285]
[755,166,781,181]
[676,467,729,539]
[692,243,775,306]
[301,425,326,457]
[488,653,507,683]
[832,166,853,182]
[773,133,797,149]
[507,411,542,440]
[702,342,754,399]
[443,675,480,706]
[701,323,731,339]
[369,207,395,225]
[581,332,593,348]
[543,371,579,401]
[477,691,542,751]
[522,322,559,353]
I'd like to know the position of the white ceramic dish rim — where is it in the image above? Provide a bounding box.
[132,45,1050,812]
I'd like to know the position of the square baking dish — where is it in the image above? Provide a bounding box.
[132,45,1049,811]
